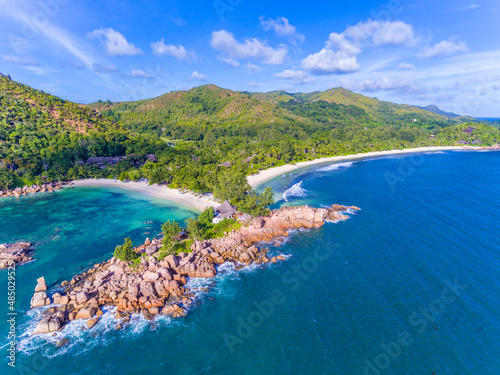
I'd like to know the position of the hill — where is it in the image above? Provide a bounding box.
[417,104,460,118]
[1,75,499,201]
[88,84,307,136]
[0,73,167,188]
[249,87,466,128]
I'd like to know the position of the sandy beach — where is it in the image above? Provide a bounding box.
[247,146,467,188]
[71,179,219,212]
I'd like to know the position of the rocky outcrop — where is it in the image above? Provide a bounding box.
[0,181,67,199]
[29,204,359,335]
[0,242,34,268]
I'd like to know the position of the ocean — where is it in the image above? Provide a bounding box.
[1,150,499,374]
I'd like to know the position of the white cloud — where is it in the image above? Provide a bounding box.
[170,16,186,26]
[217,56,240,67]
[274,69,316,84]
[302,49,360,74]
[245,62,261,72]
[210,30,288,65]
[398,62,415,70]
[259,16,305,42]
[339,75,421,93]
[190,71,208,81]
[3,4,95,69]
[92,63,118,73]
[126,69,153,78]
[302,19,417,74]
[1,54,37,65]
[25,66,53,75]
[151,39,195,60]
[249,81,259,87]
[88,28,142,56]
[418,40,469,59]
[457,4,480,10]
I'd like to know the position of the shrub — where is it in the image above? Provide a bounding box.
[113,238,138,262]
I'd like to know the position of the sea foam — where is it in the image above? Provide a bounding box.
[317,161,354,172]
[283,181,307,202]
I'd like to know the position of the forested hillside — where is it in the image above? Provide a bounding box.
[1,75,499,212]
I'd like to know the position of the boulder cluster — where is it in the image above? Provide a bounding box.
[0,181,66,198]
[0,242,33,268]
[30,204,359,335]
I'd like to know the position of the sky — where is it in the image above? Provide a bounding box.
[0,0,499,116]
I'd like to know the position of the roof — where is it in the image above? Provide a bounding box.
[85,156,124,164]
[218,200,236,217]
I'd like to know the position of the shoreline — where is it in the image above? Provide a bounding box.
[29,204,358,334]
[247,146,468,188]
[71,179,219,212]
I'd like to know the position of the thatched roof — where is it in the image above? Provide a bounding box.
[218,200,236,217]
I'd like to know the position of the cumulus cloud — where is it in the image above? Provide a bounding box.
[217,56,240,67]
[249,81,259,87]
[190,71,208,81]
[151,39,195,60]
[302,49,360,74]
[92,63,118,73]
[1,54,37,65]
[302,19,417,74]
[417,40,469,59]
[210,30,288,65]
[274,69,315,84]
[88,28,142,56]
[259,16,305,42]
[126,69,153,78]
[339,75,422,93]
[398,62,415,70]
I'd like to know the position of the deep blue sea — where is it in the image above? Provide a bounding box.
[1,150,499,375]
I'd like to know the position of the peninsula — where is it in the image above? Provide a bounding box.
[29,204,359,335]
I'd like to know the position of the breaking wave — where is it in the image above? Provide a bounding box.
[283,181,307,202]
[317,161,354,172]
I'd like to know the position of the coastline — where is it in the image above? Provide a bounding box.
[71,179,219,212]
[247,146,467,188]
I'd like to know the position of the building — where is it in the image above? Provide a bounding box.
[213,200,237,223]
[145,154,158,163]
[84,156,125,168]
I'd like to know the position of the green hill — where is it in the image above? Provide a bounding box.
[88,84,307,136]
[0,73,157,187]
[1,75,499,198]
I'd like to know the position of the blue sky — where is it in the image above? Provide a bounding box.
[1,0,499,116]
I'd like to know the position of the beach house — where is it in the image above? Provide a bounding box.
[213,200,237,223]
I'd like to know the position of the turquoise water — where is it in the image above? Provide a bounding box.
[1,151,499,374]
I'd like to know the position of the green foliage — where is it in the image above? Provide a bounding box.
[186,217,208,240]
[161,220,182,254]
[0,169,15,189]
[2,75,500,207]
[237,187,275,216]
[113,238,138,262]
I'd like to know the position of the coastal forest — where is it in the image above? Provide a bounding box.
[1,73,499,212]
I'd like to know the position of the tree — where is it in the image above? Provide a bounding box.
[0,170,16,189]
[113,238,138,262]
[161,220,182,252]
[186,218,207,240]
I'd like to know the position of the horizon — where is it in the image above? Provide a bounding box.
[1,0,499,116]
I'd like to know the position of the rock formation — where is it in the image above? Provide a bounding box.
[29,204,359,335]
[0,181,67,199]
[0,242,34,268]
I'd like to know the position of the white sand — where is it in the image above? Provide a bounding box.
[247,146,466,188]
[71,179,219,212]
